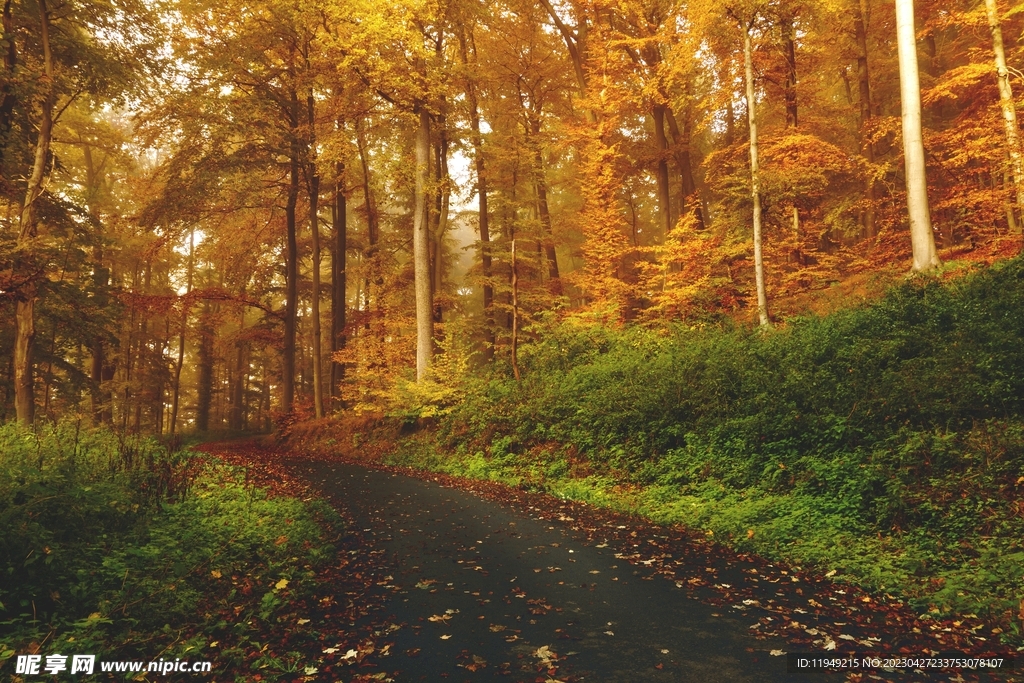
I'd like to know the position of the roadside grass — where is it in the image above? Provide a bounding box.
[0,421,342,680]
[381,257,1024,645]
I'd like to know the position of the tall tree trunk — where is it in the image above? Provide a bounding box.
[743,22,771,327]
[134,260,152,433]
[529,116,560,283]
[855,0,877,237]
[91,249,111,425]
[331,161,346,408]
[895,0,939,271]
[0,0,17,152]
[196,298,213,432]
[83,145,113,425]
[431,118,450,326]
[652,104,672,234]
[14,0,55,424]
[782,15,798,128]
[169,229,194,436]
[986,0,1024,230]
[356,116,379,316]
[229,304,245,431]
[413,106,433,381]
[510,238,520,381]
[461,29,494,360]
[355,119,379,245]
[283,90,300,410]
[665,107,705,229]
[307,94,324,419]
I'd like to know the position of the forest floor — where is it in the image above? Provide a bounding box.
[203,439,1021,683]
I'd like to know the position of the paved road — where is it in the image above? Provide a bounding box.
[291,460,821,683]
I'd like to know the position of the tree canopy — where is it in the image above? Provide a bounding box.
[1,0,1022,428]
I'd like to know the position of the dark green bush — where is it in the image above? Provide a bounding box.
[447,257,1024,492]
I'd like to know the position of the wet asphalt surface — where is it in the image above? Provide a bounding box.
[289,460,827,683]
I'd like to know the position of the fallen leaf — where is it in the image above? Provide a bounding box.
[440,634,451,640]
[770,650,785,656]
[274,578,289,590]
[297,618,310,625]
[462,655,487,671]
[210,570,222,579]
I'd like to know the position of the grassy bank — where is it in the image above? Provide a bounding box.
[371,258,1024,643]
[0,422,342,679]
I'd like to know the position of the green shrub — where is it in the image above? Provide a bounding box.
[0,422,341,666]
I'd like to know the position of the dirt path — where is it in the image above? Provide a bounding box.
[288,459,810,682]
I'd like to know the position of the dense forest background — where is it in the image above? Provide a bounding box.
[1,0,1023,429]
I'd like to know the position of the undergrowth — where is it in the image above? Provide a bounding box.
[0,421,341,679]
[385,256,1024,643]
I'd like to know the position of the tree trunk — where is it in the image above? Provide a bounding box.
[986,0,1024,230]
[356,116,379,317]
[461,29,495,360]
[725,91,736,147]
[413,106,433,381]
[782,15,798,128]
[528,116,560,283]
[91,254,111,425]
[229,304,245,431]
[431,119,451,326]
[743,23,770,327]
[510,238,520,381]
[283,90,300,410]
[13,0,55,424]
[665,106,705,229]
[169,229,194,436]
[652,104,672,234]
[855,0,877,237]
[307,94,324,419]
[196,298,214,432]
[895,0,939,271]
[0,0,17,150]
[331,161,347,408]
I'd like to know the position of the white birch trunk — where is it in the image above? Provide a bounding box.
[744,24,770,328]
[985,0,1024,230]
[895,0,939,271]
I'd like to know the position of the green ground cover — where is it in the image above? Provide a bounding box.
[0,422,341,679]
[385,257,1024,643]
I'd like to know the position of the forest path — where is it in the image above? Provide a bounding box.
[285,458,811,683]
